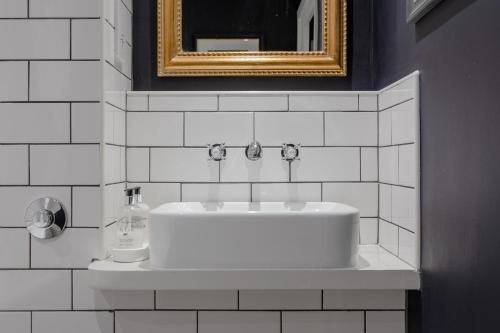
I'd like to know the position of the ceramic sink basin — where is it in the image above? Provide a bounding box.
[149,202,359,269]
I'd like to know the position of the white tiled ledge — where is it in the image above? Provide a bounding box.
[88,245,420,291]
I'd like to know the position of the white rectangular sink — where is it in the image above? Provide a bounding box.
[149,202,359,269]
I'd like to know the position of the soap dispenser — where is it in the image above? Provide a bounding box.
[111,188,149,263]
[133,186,150,246]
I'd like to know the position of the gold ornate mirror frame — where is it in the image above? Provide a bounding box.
[157,0,347,77]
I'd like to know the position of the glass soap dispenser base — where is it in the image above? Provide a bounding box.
[111,245,149,263]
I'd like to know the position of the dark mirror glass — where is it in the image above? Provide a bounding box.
[181,0,323,52]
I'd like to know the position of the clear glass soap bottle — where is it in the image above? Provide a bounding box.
[133,187,150,245]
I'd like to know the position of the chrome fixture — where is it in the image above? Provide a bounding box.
[245,141,263,161]
[281,143,300,162]
[208,143,227,161]
[25,197,67,239]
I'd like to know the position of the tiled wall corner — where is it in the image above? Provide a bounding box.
[378,72,420,268]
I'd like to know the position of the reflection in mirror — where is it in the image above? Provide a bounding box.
[182,0,323,52]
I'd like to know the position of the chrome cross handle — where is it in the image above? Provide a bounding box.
[208,143,227,161]
[281,143,300,162]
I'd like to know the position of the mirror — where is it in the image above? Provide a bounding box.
[182,0,323,52]
[157,0,346,76]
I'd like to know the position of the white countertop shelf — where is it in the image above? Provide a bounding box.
[88,245,420,290]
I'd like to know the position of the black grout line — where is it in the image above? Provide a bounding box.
[69,19,72,60]
[27,144,31,185]
[27,61,30,101]
[69,103,72,143]
[70,186,73,226]
[70,270,74,310]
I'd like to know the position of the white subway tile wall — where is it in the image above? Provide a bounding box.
[378,73,420,267]
[0,0,416,329]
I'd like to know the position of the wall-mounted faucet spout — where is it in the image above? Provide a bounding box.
[245,141,263,161]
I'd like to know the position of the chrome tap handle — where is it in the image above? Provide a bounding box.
[281,143,300,162]
[208,143,227,161]
[245,141,263,161]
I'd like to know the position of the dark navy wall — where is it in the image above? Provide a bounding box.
[375,1,500,332]
[133,0,374,91]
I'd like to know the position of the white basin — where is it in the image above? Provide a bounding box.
[149,202,359,269]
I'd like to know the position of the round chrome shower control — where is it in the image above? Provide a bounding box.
[25,197,67,239]
[208,143,227,161]
[281,143,300,162]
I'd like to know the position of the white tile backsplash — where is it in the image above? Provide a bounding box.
[71,103,102,143]
[379,219,399,255]
[185,112,253,146]
[325,112,378,146]
[219,94,288,111]
[255,112,324,146]
[116,311,196,333]
[399,228,417,266]
[149,94,218,111]
[0,270,71,310]
[379,146,399,184]
[198,311,280,333]
[365,311,405,333]
[156,291,238,310]
[0,61,28,101]
[31,145,101,185]
[323,183,378,217]
[398,144,416,187]
[30,61,101,101]
[289,94,358,111]
[127,112,183,146]
[359,94,378,111]
[0,0,27,17]
[32,312,114,333]
[391,100,416,145]
[291,147,360,182]
[323,290,405,309]
[361,147,378,181]
[239,290,321,310]
[0,145,29,185]
[127,94,148,111]
[0,312,30,333]
[391,186,417,232]
[0,103,70,143]
[0,20,69,59]
[71,19,101,59]
[0,228,30,268]
[127,148,150,182]
[282,311,364,333]
[73,187,101,227]
[29,0,101,18]
[252,183,322,202]
[182,183,250,202]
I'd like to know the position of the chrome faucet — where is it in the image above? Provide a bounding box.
[207,143,227,161]
[281,143,300,162]
[245,141,263,161]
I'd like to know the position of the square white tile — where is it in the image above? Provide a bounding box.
[366,311,405,333]
[32,312,114,333]
[73,270,154,310]
[322,183,378,217]
[198,311,280,333]
[30,61,101,101]
[185,112,253,146]
[252,183,321,202]
[71,103,102,143]
[359,93,378,111]
[291,147,360,182]
[151,148,219,182]
[323,290,405,309]
[379,109,392,146]
[379,219,398,255]
[0,19,69,59]
[127,112,183,146]
[239,290,321,310]
[0,228,29,268]
[116,311,196,333]
[0,103,70,143]
[0,62,28,101]
[289,94,358,111]
[182,184,250,202]
[0,145,28,185]
[73,186,101,227]
[156,291,238,309]
[0,270,71,310]
[219,94,288,111]
[149,94,218,111]
[220,148,289,182]
[361,147,378,181]
[71,19,101,59]
[31,228,100,268]
[282,311,364,333]
[379,146,398,185]
[379,184,392,221]
[325,112,378,146]
[127,94,148,111]
[255,112,324,146]
[127,148,150,182]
